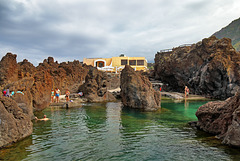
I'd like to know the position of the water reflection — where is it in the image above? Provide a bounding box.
[1,101,240,161]
[84,103,107,130]
[0,136,33,161]
[184,99,189,109]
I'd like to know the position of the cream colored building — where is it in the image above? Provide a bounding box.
[83,55,147,72]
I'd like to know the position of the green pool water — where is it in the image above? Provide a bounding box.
[1,100,240,161]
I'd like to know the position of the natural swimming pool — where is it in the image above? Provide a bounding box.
[1,100,240,161]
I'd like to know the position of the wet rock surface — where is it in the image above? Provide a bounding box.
[154,36,240,100]
[120,65,161,111]
[195,92,240,147]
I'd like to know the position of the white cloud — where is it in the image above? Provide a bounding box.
[0,0,240,64]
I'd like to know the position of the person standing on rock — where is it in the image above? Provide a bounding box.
[51,89,55,103]
[185,86,189,98]
[55,88,61,103]
[65,89,70,102]
[2,89,6,96]
[159,87,162,100]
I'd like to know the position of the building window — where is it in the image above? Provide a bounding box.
[121,59,128,65]
[137,60,144,66]
[129,60,136,65]
[98,62,104,67]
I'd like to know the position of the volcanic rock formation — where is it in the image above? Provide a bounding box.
[0,96,33,148]
[5,77,35,119]
[0,53,18,86]
[0,52,120,148]
[0,53,89,111]
[120,65,161,111]
[154,36,240,99]
[78,67,116,102]
[195,92,240,147]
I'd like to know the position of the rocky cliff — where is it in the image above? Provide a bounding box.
[0,96,32,148]
[195,92,240,147]
[0,52,119,148]
[154,36,240,99]
[0,53,89,111]
[120,65,161,111]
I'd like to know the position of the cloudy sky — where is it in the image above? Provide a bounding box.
[0,0,240,65]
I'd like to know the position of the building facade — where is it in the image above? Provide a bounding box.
[83,55,147,72]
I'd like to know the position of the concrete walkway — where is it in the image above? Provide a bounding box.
[161,92,210,100]
[107,88,209,101]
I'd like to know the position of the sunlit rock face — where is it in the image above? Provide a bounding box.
[120,65,161,111]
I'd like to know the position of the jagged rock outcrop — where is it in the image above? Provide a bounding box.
[120,65,161,111]
[0,53,90,111]
[154,36,240,99]
[78,67,116,102]
[37,57,89,92]
[0,96,32,148]
[4,77,35,119]
[0,52,119,148]
[0,53,18,87]
[195,92,240,147]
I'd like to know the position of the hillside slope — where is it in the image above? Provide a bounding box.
[213,17,240,51]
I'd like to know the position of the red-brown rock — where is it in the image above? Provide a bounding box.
[0,53,18,87]
[120,65,161,111]
[0,96,32,148]
[196,92,240,147]
[5,77,35,118]
[0,54,90,111]
[78,67,116,102]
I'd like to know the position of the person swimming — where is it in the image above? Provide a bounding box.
[35,115,50,121]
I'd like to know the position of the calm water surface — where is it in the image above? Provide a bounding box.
[1,100,240,161]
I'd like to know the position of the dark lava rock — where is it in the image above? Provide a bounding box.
[120,65,161,111]
[154,36,240,99]
[196,92,240,147]
[78,67,116,102]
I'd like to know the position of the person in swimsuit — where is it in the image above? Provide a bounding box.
[51,89,55,103]
[55,88,60,103]
[2,90,6,96]
[65,89,70,102]
[185,86,189,98]
[35,115,50,121]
